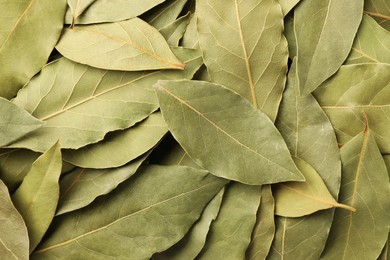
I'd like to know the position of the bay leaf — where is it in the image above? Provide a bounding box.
[181,14,199,48]
[321,128,390,259]
[197,0,288,121]
[32,165,227,259]
[65,0,164,25]
[0,0,67,99]
[313,63,390,153]
[284,13,297,58]
[159,12,191,47]
[56,153,148,215]
[384,155,390,178]
[274,157,355,217]
[246,185,275,260]
[56,18,184,71]
[364,0,390,31]
[378,239,389,260]
[278,0,300,16]
[294,0,363,95]
[142,0,188,30]
[10,48,202,152]
[63,112,167,169]
[155,80,304,185]
[346,15,390,64]
[12,142,62,252]
[0,97,43,147]
[0,180,29,260]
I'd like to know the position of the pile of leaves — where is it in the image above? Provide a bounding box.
[1,0,389,259]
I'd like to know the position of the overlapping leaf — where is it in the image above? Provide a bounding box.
[365,0,390,31]
[278,0,300,16]
[66,0,96,25]
[142,0,188,29]
[159,13,191,46]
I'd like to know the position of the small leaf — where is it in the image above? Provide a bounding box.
[159,12,191,47]
[181,14,199,48]
[66,0,96,25]
[142,0,188,30]
[12,142,62,252]
[0,180,29,260]
[364,0,390,31]
[156,80,304,185]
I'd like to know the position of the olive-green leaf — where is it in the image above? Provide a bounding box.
[284,13,297,58]
[142,0,188,30]
[364,0,390,31]
[346,15,390,64]
[274,157,355,217]
[246,185,275,260]
[10,48,202,152]
[378,239,389,260]
[32,165,227,259]
[278,0,300,16]
[62,112,167,169]
[0,97,43,148]
[321,129,390,259]
[198,183,261,260]
[197,0,288,121]
[384,155,390,179]
[65,0,164,24]
[159,12,191,46]
[56,18,184,71]
[156,80,304,185]
[0,0,67,99]
[12,142,62,252]
[294,0,363,95]
[182,14,199,48]
[56,153,148,215]
[313,63,390,153]
[155,139,201,169]
[153,187,225,260]
[0,180,29,260]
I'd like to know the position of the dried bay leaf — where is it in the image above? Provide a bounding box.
[278,0,300,16]
[0,0,67,99]
[142,0,188,30]
[32,165,227,259]
[364,0,390,31]
[197,0,288,121]
[0,180,29,260]
[12,142,62,252]
[66,0,96,25]
[284,13,297,58]
[156,80,304,185]
[159,12,191,47]
[294,0,363,95]
[181,14,199,48]
[10,48,202,152]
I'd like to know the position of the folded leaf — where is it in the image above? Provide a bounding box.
[0,97,43,148]
[142,0,188,30]
[159,12,191,46]
[313,63,390,153]
[364,0,390,31]
[56,18,184,71]
[0,180,29,260]
[12,142,62,252]
[32,165,227,259]
[66,0,96,25]
[294,0,363,95]
[156,80,304,185]
[10,48,202,152]
[321,127,390,259]
[0,0,67,99]
[197,0,288,121]
[198,183,261,260]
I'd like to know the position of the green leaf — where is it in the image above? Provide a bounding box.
[274,157,355,217]
[65,0,164,24]
[198,183,261,260]
[278,0,300,16]
[197,0,288,121]
[364,0,390,31]
[313,63,390,153]
[56,18,184,71]
[321,128,390,259]
[32,165,227,259]
[12,142,62,252]
[159,12,191,47]
[284,13,297,58]
[0,0,67,99]
[0,180,29,260]
[56,153,148,215]
[346,15,390,64]
[384,155,390,179]
[156,80,304,185]
[10,48,202,152]
[142,0,188,30]
[294,0,363,95]
[245,185,275,260]
[0,97,43,147]
[182,14,198,48]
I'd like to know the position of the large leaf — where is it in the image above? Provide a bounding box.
[364,0,390,31]
[56,153,148,215]
[321,128,390,259]
[32,165,227,259]
[0,97,43,147]
[197,0,288,121]
[294,0,363,95]
[10,48,202,152]
[198,183,261,260]
[56,18,184,71]
[0,180,29,260]
[346,15,390,64]
[156,80,304,185]
[0,0,67,99]
[65,0,165,24]
[142,0,188,30]
[12,142,62,252]
[313,63,390,153]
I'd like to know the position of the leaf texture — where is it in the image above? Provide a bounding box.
[278,0,300,16]
[142,0,188,30]
[159,12,191,46]
[66,0,96,25]
[197,0,288,121]
[32,165,227,259]
[181,14,199,48]
[156,80,304,185]
[364,0,390,31]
